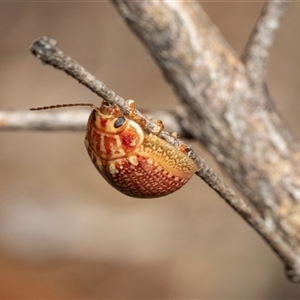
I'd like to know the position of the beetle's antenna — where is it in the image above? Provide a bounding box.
[30,103,100,112]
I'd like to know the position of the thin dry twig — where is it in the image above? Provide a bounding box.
[29,38,165,139]
[29,35,300,282]
[0,109,89,131]
[0,108,192,137]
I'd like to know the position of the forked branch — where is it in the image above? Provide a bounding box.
[111,0,300,282]
[29,29,300,282]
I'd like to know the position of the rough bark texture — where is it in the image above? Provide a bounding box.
[112,1,300,281]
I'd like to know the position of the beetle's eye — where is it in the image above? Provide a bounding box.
[114,117,126,128]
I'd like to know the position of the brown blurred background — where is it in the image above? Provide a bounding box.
[1,1,300,298]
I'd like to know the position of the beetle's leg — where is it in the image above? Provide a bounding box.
[126,99,145,128]
[150,118,164,134]
[126,99,136,119]
[126,99,164,135]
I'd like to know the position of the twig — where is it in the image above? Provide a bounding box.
[0,108,192,137]
[29,36,300,281]
[29,37,164,139]
[242,0,289,84]
[0,109,88,131]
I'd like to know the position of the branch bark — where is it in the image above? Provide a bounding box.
[242,1,289,84]
[111,0,300,282]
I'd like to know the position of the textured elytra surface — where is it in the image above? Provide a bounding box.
[85,107,197,198]
[101,155,190,198]
[141,133,196,177]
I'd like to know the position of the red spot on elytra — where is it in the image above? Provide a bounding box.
[121,134,135,150]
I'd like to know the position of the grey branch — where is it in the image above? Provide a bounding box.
[242,0,289,84]
[112,0,300,282]
[27,36,295,281]
[0,109,89,131]
[0,108,192,137]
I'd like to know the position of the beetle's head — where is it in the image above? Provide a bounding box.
[30,100,129,135]
[91,101,128,134]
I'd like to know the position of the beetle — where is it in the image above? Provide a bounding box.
[30,100,197,198]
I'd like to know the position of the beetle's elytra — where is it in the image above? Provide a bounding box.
[30,100,197,198]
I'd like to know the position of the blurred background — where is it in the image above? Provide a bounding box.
[1,1,300,298]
